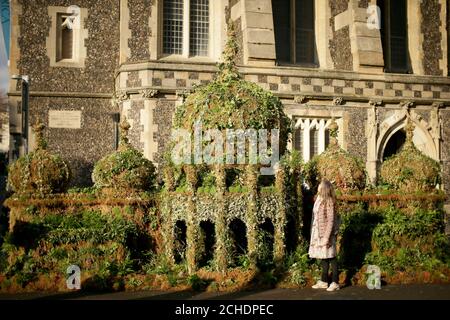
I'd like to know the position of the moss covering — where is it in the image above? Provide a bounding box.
[0,207,155,292]
[303,120,366,192]
[92,119,156,193]
[380,122,440,193]
[172,23,290,154]
[7,124,71,196]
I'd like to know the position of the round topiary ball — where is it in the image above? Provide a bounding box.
[304,120,366,192]
[7,124,71,196]
[314,145,366,192]
[380,122,440,193]
[92,119,156,192]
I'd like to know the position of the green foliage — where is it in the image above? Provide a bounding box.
[256,229,274,270]
[172,23,291,158]
[0,209,155,290]
[67,186,99,195]
[304,142,366,192]
[285,242,312,286]
[280,149,303,172]
[7,149,71,196]
[187,274,208,291]
[364,207,449,274]
[92,147,156,191]
[228,185,249,193]
[380,140,441,192]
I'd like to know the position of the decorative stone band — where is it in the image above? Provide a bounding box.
[117,65,450,103]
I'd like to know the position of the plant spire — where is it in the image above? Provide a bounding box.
[33,122,47,150]
[119,117,131,150]
[217,20,240,82]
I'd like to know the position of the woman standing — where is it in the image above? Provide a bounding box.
[309,179,340,291]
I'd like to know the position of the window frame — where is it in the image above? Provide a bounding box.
[160,0,213,61]
[292,117,334,162]
[46,6,88,68]
[273,0,318,68]
[56,13,75,62]
[379,0,410,74]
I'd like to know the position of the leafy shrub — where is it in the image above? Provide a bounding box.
[8,150,71,196]
[380,128,440,192]
[92,148,156,191]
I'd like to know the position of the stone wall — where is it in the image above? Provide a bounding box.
[28,96,117,187]
[127,0,152,62]
[441,109,450,198]
[12,0,121,186]
[421,0,443,76]
[329,0,353,70]
[17,0,119,93]
[124,99,145,151]
[346,107,367,162]
[153,98,176,165]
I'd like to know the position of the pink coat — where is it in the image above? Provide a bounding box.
[308,197,338,259]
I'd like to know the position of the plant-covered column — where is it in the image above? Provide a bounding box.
[245,164,258,268]
[289,151,304,246]
[162,165,175,265]
[214,164,228,272]
[185,165,199,274]
[294,169,304,244]
[274,163,287,264]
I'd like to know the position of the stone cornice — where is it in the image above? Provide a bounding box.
[8,91,113,99]
[116,61,450,85]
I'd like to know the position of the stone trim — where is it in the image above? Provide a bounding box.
[120,0,132,63]
[409,0,425,75]
[421,0,444,76]
[8,0,22,92]
[46,6,89,68]
[292,117,343,162]
[439,0,448,76]
[117,61,450,84]
[8,91,112,99]
[116,63,450,102]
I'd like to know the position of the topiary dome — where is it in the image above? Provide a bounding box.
[8,123,71,196]
[380,121,440,193]
[92,118,156,192]
[173,23,290,155]
[305,120,366,192]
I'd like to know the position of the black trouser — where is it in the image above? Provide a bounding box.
[321,258,338,283]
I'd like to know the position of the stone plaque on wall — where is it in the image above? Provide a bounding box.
[48,110,82,129]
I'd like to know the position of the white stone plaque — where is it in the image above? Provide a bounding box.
[48,110,82,129]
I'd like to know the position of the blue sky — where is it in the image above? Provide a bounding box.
[1,0,9,58]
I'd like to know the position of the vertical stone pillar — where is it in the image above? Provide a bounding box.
[240,0,276,66]
[303,119,311,162]
[366,102,380,185]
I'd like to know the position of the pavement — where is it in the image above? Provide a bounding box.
[0,284,450,300]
